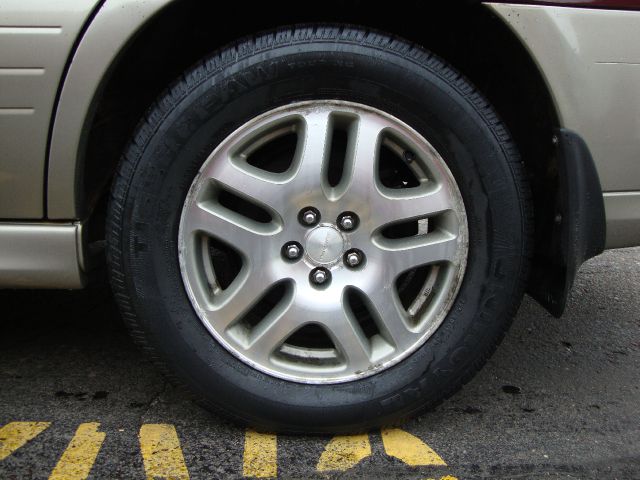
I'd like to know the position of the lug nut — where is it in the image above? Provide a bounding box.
[346,251,361,267]
[344,249,365,268]
[303,211,317,224]
[285,244,301,259]
[338,212,359,231]
[310,267,330,286]
[340,216,354,230]
[282,242,303,261]
[299,207,320,226]
[313,270,328,283]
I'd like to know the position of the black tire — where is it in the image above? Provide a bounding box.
[107,25,532,433]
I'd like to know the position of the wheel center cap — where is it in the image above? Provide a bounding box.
[305,225,345,265]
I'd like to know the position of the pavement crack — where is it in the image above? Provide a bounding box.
[139,381,168,422]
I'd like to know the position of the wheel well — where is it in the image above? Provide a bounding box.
[83,0,558,280]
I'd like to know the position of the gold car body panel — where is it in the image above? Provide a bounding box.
[0,0,99,218]
[489,3,640,248]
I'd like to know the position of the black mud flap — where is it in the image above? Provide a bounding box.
[527,128,606,317]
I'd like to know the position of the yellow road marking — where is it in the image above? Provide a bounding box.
[0,421,51,461]
[139,424,190,480]
[242,429,277,478]
[316,433,371,472]
[49,423,105,480]
[381,428,446,466]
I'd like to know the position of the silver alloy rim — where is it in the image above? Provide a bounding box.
[178,100,468,384]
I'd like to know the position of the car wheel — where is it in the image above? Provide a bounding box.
[107,26,532,433]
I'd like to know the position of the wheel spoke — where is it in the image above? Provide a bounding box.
[245,300,302,362]
[245,290,372,372]
[376,230,460,278]
[182,202,277,258]
[202,268,274,330]
[324,311,372,372]
[202,157,286,215]
[342,113,387,198]
[289,110,333,193]
[361,285,414,351]
[371,184,453,230]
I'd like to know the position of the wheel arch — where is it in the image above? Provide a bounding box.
[47,0,560,219]
[49,0,596,314]
[46,0,173,221]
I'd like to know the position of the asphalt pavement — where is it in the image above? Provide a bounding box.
[1,248,638,479]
